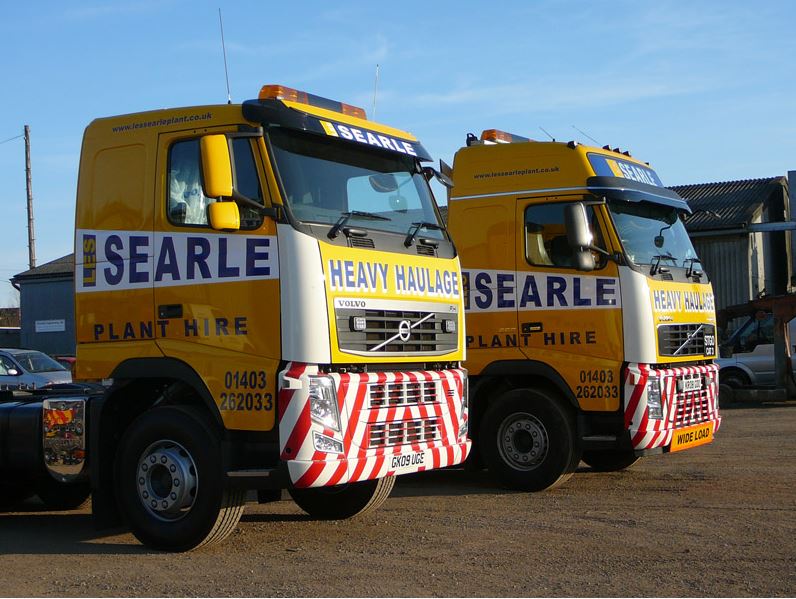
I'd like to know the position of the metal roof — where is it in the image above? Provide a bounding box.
[12,253,74,281]
[672,176,788,232]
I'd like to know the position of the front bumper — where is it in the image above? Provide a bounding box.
[624,362,721,452]
[278,363,471,488]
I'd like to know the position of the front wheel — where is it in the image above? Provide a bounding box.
[115,405,244,551]
[289,476,395,519]
[581,450,640,472]
[480,389,580,491]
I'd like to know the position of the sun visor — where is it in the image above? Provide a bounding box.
[587,176,691,213]
[242,99,432,162]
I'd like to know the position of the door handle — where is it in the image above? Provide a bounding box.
[158,304,183,319]
[521,321,544,334]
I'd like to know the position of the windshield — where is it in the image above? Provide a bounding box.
[13,351,67,373]
[608,199,698,267]
[267,128,444,239]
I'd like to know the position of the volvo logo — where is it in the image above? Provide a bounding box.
[398,320,412,342]
[336,299,366,308]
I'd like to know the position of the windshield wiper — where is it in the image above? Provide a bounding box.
[328,210,391,239]
[404,221,443,247]
[650,253,677,276]
[684,257,704,279]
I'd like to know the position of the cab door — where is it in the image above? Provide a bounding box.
[454,198,521,374]
[152,130,282,431]
[514,196,624,411]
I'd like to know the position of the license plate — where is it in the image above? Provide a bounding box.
[679,377,703,392]
[670,422,713,452]
[389,451,426,471]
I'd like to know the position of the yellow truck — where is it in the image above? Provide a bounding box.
[1,85,470,551]
[447,129,720,491]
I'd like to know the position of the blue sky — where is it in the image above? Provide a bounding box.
[0,0,794,305]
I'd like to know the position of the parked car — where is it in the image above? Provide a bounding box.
[717,313,796,387]
[54,355,77,377]
[0,348,72,389]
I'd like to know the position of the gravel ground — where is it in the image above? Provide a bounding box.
[1,403,794,597]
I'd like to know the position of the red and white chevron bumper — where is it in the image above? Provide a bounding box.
[278,362,471,488]
[624,362,721,451]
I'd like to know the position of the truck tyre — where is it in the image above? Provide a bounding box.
[581,450,640,472]
[35,477,91,510]
[480,388,580,491]
[0,483,33,511]
[289,475,395,519]
[114,405,245,551]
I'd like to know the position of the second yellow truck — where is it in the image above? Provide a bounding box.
[447,129,721,490]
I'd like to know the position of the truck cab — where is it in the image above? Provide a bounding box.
[447,130,720,491]
[61,85,470,550]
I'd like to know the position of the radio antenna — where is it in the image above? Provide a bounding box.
[539,126,555,141]
[372,64,380,120]
[218,8,232,104]
[571,125,600,146]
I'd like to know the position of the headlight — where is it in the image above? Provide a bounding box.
[312,432,343,454]
[646,374,663,420]
[458,370,469,438]
[308,375,340,431]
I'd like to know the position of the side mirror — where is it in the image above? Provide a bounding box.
[439,159,453,180]
[564,203,595,272]
[200,135,233,198]
[208,202,240,231]
[422,166,453,188]
[6,368,19,376]
[574,250,595,272]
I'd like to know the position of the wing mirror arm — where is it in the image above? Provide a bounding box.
[421,165,453,188]
[230,190,281,220]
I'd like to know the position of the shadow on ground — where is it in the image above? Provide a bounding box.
[390,467,513,497]
[0,510,143,556]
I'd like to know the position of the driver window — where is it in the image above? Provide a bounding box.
[230,138,264,229]
[524,203,605,269]
[168,140,212,226]
[168,138,264,228]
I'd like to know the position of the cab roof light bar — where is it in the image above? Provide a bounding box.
[602,144,632,157]
[259,84,367,120]
[480,129,532,144]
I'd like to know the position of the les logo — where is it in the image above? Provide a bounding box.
[82,235,96,287]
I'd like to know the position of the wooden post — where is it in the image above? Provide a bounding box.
[24,125,36,269]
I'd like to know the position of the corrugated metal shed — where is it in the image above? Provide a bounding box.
[11,254,75,356]
[692,235,750,311]
[673,177,788,231]
[673,176,791,312]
